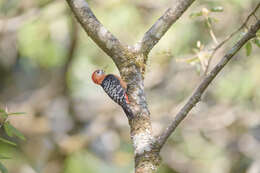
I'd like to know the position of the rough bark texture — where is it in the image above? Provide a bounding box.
[65,0,260,172]
[66,0,131,69]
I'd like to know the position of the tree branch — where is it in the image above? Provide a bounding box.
[135,0,196,57]
[65,0,131,68]
[204,2,260,74]
[156,19,260,149]
[61,15,78,94]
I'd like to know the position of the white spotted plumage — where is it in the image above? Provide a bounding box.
[100,74,133,118]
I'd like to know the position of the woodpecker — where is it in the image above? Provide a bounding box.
[91,69,133,119]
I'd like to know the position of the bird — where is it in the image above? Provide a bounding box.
[91,69,133,119]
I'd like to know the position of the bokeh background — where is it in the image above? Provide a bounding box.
[0,0,260,173]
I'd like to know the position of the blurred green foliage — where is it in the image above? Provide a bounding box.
[0,0,260,173]
[0,109,25,173]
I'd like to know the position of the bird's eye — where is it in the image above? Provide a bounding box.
[96,70,103,75]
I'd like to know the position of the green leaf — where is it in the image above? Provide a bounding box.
[205,20,211,29]
[207,17,213,27]
[8,124,25,140]
[256,30,260,37]
[210,6,224,12]
[0,162,7,173]
[3,123,13,138]
[0,155,11,160]
[7,112,25,116]
[0,137,16,146]
[245,41,252,56]
[184,56,199,63]
[253,38,260,48]
[0,112,8,119]
[209,17,219,23]
[189,11,203,18]
[3,122,25,140]
[195,63,201,74]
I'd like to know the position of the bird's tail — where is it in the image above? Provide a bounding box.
[122,104,134,119]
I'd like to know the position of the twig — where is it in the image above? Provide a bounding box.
[206,17,218,45]
[156,19,260,149]
[135,0,196,58]
[61,14,78,94]
[209,29,218,44]
[0,8,39,32]
[253,14,258,20]
[204,2,260,74]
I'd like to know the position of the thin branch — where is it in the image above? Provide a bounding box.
[209,28,218,44]
[0,8,39,32]
[0,0,56,33]
[204,2,260,74]
[61,15,78,94]
[135,0,196,57]
[65,0,130,68]
[206,17,218,45]
[156,19,260,149]
[214,2,260,51]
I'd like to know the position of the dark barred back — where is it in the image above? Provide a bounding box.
[101,74,126,105]
[101,74,133,119]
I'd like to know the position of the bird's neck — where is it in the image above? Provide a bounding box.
[96,75,106,85]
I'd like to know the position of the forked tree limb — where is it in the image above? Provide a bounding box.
[156,20,260,149]
[135,0,195,58]
[66,0,196,71]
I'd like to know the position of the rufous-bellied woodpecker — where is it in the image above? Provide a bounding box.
[91,69,133,119]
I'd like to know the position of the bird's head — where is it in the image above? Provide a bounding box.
[91,69,105,85]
